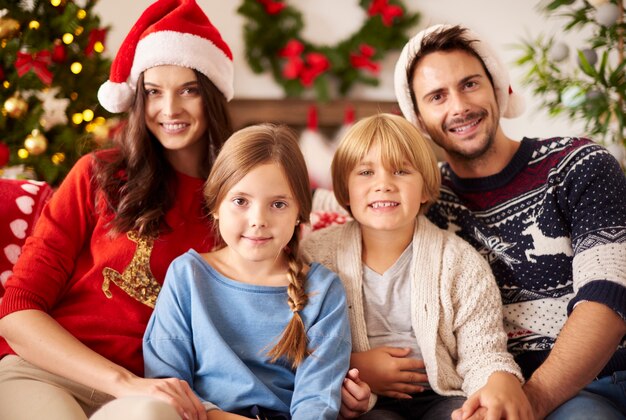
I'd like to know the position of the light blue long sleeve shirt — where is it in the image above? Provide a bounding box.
[144,250,351,419]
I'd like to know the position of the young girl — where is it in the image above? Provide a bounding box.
[0,1,232,419]
[303,113,532,419]
[143,124,352,419]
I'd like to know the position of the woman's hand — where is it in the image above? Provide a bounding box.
[115,376,207,420]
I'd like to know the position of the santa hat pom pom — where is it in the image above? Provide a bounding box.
[503,89,525,118]
[97,81,135,114]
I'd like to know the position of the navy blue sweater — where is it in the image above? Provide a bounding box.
[427,137,626,378]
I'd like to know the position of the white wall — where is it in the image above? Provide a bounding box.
[94,0,588,141]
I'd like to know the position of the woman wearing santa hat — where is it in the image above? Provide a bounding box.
[0,1,233,419]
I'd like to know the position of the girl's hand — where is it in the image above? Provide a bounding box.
[116,376,207,420]
[351,347,427,398]
[452,372,534,420]
[339,368,371,419]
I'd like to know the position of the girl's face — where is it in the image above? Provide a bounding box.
[347,143,428,238]
[216,162,300,270]
[143,65,208,176]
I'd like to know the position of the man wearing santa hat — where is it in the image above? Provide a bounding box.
[387,24,626,419]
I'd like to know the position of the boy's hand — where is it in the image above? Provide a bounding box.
[350,347,427,399]
[452,372,534,420]
[339,368,371,419]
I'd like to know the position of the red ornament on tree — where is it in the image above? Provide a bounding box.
[0,142,9,167]
[0,66,4,81]
[85,28,107,56]
[51,40,67,63]
[257,0,285,15]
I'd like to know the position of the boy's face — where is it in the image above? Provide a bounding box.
[410,50,500,162]
[347,143,427,238]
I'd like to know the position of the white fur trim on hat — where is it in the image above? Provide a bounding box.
[130,31,234,101]
[394,24,525,125]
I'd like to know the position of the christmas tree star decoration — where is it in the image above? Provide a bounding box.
[35,88,70,130]
[18,0,36,12]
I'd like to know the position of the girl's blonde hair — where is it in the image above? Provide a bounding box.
[331,113,441,215]
[204,124,312,368]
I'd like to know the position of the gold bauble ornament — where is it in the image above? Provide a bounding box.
[24,129,48,156]
[3,94,29,119]
[0,18,20,39]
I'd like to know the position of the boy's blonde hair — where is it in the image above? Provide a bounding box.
[332,113,441,215]
[204,124,312,368]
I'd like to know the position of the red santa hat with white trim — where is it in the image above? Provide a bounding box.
[394,24,525,126]
[98,0,234,113]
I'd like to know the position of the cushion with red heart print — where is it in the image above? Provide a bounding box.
[0,179,53,299]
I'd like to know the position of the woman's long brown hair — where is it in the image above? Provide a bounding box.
[94,70,232,237]
[204,124,313,368]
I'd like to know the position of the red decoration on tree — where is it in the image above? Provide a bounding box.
[350,44,380,74]
[368,0,403,26]
[257,0,285,15]
[279,40,329,87]
[51,40,67,63]
[300,53,329,86]
[85,28,107,56]
[0,142,9,167]
[15,50,53,85]
[0,66,4,81]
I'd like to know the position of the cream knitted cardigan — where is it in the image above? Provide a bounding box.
[301,216,523,400]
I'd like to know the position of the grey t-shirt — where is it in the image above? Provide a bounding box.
[362,243,421,359]
[362,243,429,388]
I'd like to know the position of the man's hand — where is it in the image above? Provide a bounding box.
[339,368,371,419]
[522,301,626,419]
[350,347,427,399]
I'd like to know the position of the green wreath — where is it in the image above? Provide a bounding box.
[238,0,420,101]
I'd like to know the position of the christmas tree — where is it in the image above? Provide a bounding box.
[0,0,113,185]
[515,0,625,168]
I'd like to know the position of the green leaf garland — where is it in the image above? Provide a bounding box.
[238,0,419,101]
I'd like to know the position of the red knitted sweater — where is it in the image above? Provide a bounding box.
[0,151,215,376]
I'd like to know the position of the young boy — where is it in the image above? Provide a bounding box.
[303,113,531,419]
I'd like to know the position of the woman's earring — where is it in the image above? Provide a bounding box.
[295,219,300,225]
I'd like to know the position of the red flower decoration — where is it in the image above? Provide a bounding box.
[279,39,305,57]
[368,0,404,26]
[350,44,380,74]
[15,50,53,85]
[257,0,285,15]
[0,142,9,167]
[279,40,329,86]
[300,53,330,86]
[283,56,303,79]
[85,28,107,56]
